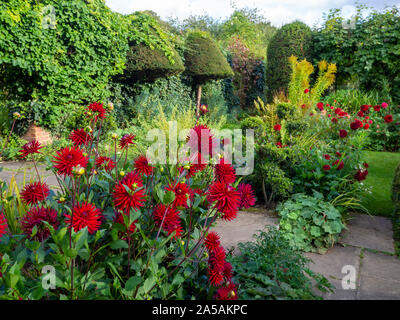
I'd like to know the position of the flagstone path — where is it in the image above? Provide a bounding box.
[1,161,400,300]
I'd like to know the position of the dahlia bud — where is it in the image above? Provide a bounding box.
[181,240,185,246]
[183,164,191,170]
[160,167,164,173]
[74,166,85,176]
[107,102,114,111]
[59,197,66,203]
[119,171,125,177]
[111,133,118,139]
[229,290,236,298]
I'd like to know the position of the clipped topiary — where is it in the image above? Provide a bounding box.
[266,21,312,101]
[184,31,234,113]
[121,13,185,83]
[393,162,400,215]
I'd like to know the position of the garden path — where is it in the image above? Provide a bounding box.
[1,162,399,300]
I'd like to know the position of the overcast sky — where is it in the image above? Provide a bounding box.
[105,0,400,27]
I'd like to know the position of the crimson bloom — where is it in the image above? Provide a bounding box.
[69,129,92,147]
[274,124,281,131]
[384,115,393,123]
[96,156,115,172]
[215,283,238,300]
[21,182,50,205]
[53,146,88,176]
[65,202,102,234]
[19,140,43,159]
[215,158,236,185]
[373,105,381,112]
[113,172,146,214]
[355,169,368,182]
[304,89,309,94]
[339,130,348,138]
[360,105,370,112]
[237,183,256,209]
[207,181,240,221]
[21,206,59,241]
[205,232,221,253]
[0,212,8,239]
[166,182,190,208]
[200,104,209,115]
[134,155,154,176]
[187,125,216,158]
[276,141,283,148]
[119,134,135,149]
[323,154,331,160]
[331,118,338,124]
[323,165,331,171]
[333,159,344,170]
[350,119,363,130]
[186,153,207,178]
[87,102,106,121]
[152,203,182,239]
[317,102,324,111]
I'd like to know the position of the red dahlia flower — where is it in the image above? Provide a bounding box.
[119,134,135,149]
[205,232,221,253]
[360,105,370,112]
[200,104,209,115]
[304,89,309,94]
[339,130,348,138]
[355,169,368,182]
[189,188,205,203]
[276,141,283,148]
[384,115,393,123]
[166,182,190,208]
[207,181,240,221]
[69,129,92,147]
[350,119,363,130]
[215,158,236,185]
[237,183,256,209]
[323,165,331,171]
[208,268,225,287]
[215,283,238,300]
[21,206,59,241]
[333,159,344,170]
[187,125,216,158]
[331,118,338,123]
[134,155,154,176]
[373,105,381,112]
[222,261,233,281]
[53,147,88,176]
[364,124,370,130]
[87,102,106,121]
[274,124,281,131]
[96,156,115,172]
[186,153,207,178]
[65,202,102,234]
[208,246,226,272]
[317,102,324,111]
[357,111,365,118]
[152,203,182,239]
[363,162,369,169]
[0,212,8,239]
[19,140,43,159]
[381,102,388,108]
[323,154,331,160]
[21,182,50,205]
[113,172,146,214]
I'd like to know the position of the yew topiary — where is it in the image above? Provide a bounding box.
[266,21,312,101]
[184,31,233,111]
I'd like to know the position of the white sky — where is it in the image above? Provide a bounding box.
[105,0,400,27]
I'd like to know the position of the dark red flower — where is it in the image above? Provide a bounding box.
[357,111,365,118]
[354,169,368,182]
[222,261,233,281]
[237,183,256,209]
[384,115,393,123]
[207,181,240,221]
[200,104,209,115]
[0,212,8,239]
[134,155,154,176]
[304,89,309,94]
[381,102,388,108]
[339,130,348,138]
[336,152,342,157]
[215,283,238,300]
[21,182,50,205]
[205,232,221,253]
[332,159,344,170]
[96,156,115,172]
[215,158,236,185]
[69,129,92,147]
[21,206,59,241]
[363,162,369,169]
[152,203,182,239]
[317,102,324,111]
[189,188,205,203]
[373,105,381,112]
[208,268,225,287]
[19,140,43,159]
[364,124,370,130]
[119,134,135,149]
[323,165,331,171]
[166,182,190,208]
[331,118,338,124]
[187,125,216,158]
[113,172,146,214]
[276,141,283,148]
[360,105,370,112]
[208,246,226,272]
[323,154,331,160]
[52,147,88,176]
[87,102,106,121]
[350,119,363,130]
[334,108,342,115]
[65,202,102,234]
[274,124,281,131]
[186,153,207,178]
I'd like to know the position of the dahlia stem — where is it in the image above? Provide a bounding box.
[0,118,16,159]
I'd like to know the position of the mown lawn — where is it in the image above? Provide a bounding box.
[361,151,400,217]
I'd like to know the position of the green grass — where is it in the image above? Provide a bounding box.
[360,151,400,217]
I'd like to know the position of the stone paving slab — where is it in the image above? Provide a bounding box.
[305,246,361,300]
[358,251,400,300]
[0,161,59,188]
[340,213,395,254]
[213,209,278,254]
